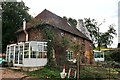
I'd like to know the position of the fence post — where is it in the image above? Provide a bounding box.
[109,65,110,80]
[77,54,79,79]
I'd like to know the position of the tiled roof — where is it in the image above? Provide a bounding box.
[16,9,91,41]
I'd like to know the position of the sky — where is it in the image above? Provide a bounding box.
[21,0,119,48]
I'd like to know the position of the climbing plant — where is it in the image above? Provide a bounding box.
[42,25,56,67]
[71,44,81,52]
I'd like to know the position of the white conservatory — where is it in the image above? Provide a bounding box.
[6,41,47,67]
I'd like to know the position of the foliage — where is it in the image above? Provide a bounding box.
[42,25,71,67]
[110,50,120,63]
[71,44,81,52]
[26,66,60,78]
[84,18,98,44]
[63,16,116,48]
[63,16,77,27]
[42,26,55,66]
[80,65,120,79]
[61,37,70,48]
[83,18,116,48]
[100,24,117,48]
[104,51,113,61]
[2,1,32,52]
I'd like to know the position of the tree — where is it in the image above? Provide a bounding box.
[100,24,116,48]
[63,17,116,49]
[83,18,98,48]
[63,16,77,27]
[2,1,32,52]
[83,18,116,48]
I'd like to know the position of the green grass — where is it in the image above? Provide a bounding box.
[12,65,120,79]
[80,66,120,79]
[25,66,61,78]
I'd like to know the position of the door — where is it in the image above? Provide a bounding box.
[19,44,23,64]
[15,45,18,64]
[14,44,23,64]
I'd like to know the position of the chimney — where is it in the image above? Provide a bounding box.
[77,19,85,33]
[23,19,28,41]
[76,19,92,40]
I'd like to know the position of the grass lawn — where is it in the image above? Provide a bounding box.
[15,65,119,79]
[25,66,61,78]
[80,65,120,79]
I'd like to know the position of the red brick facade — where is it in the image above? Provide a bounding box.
[16,9,94,65]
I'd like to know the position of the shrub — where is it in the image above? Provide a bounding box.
[110,50,120,63]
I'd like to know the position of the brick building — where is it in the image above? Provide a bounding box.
[16,9,94,67]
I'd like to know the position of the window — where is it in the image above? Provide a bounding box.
[20,45,23,51]
[42,52,47,58]
[37,52,47,58]
[94,52,103,58]
[66,51,73,61]
[31,51,37,58]
[24,43,29,58]
[24,51,29,58]
[44,43,47,51]
[6,46,9,62]
[24,43,29,50]
[19,52,23,64]
[15,51,18,64]
[37,42,47,52]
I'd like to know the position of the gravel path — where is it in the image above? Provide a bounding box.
[0,67,30,80]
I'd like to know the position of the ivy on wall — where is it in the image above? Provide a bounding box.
[42,25,56,67]
[39,24,89,67]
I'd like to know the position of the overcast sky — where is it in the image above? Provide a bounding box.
[22,0,119,48]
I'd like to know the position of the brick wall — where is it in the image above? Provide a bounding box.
[17,26,93,64]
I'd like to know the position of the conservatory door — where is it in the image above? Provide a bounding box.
[14,45,23,65]
[19,45,23,64]
[15,45,19,64]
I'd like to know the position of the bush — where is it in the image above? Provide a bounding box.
[104,51,112,61]
[110,50,120,63]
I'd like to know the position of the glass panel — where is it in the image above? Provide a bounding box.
[94,52,103,58]
[24,43,29,58]
[101,54,103,58]
[6,47,9,61]
[37,52,47,58]
[31,51,37,58]
[15,51,18,64]
[66,51,73,61]
[42,52,47,58]
[19,52,23,64]
[11,46,14,51]
[38,52,42,58]
[44,46,47,51]
[15,46,18,64]
[20,45,23,51]
[10,46,14,60]
[24,51,29,58]
[24,43,29,50]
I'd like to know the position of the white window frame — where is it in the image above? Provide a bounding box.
[66,50,73,61]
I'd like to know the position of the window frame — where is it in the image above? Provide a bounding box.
[66,50,73,61]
